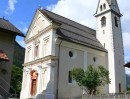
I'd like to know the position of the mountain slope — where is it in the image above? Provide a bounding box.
[13,41,25,68]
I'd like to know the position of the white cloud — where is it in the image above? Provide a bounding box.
[5,0,17,14]
[47,0,98,29]
[123,32,130,51]
[123,32,130,63]
[125,67,130,75]
[47,0,130,63]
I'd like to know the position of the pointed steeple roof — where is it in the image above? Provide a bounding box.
[94,0,122,17]
[106,0,111,5]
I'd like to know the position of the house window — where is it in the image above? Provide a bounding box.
[68,71,72,83]
[93,57,96,62]
[44,36,50,56]
[69,51,73,58]
[119,83,121,93]
[103,3,106,9]
[34,45,39,57]
[34,39,40,58]
[115,16,118,27]
[30,70,38,96]
[101,16,106,27]
[100,5,102,11]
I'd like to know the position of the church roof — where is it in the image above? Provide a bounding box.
[0,18,25,37]
[124,62,130,68]
[106,0,111,5]
[95,0,122,17]
[39,9,107,52]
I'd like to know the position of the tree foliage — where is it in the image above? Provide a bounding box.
[71,65,110,96]
[9,42,25,97]
[10,65,23,97]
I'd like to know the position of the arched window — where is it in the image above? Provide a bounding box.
[101,16,106,27]
[114,16,118,27]
[103,3,106,9]
[100,5,102,11]
[30,70,38,96]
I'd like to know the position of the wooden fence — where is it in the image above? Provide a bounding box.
[82,93,130,99]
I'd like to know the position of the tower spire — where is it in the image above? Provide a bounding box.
[94,0,122,17]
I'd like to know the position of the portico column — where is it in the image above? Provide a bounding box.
[37,67,44,93]
[46,65,55,95]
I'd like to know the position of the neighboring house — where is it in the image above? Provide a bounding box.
[124,62,130,68]
[0,50,9,62]
[0,18,24,98]
[20,0,126,99]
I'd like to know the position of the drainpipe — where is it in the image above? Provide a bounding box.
[56,39,63,99]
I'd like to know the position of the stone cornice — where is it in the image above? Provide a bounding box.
[94,9,122,17]
[25,25,53,44]
[23,55,58,67]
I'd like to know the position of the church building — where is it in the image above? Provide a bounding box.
[20,0,126,99]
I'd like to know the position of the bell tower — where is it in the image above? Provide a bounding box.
[94,0,126,93]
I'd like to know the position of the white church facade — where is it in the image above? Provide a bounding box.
[20,0,126,99]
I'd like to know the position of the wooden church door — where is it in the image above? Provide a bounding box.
[30,70,38,96]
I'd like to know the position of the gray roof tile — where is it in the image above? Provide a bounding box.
[39,9,107,52]
[0,18,25,37]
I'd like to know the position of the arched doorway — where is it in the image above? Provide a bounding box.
[30,70,38,96]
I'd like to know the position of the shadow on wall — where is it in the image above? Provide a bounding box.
[35,81,54,99]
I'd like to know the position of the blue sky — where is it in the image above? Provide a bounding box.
[0,0,58,47]
[0,0,130,66]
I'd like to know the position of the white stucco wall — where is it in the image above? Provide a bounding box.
[21,10,57,99]
[57,40,107,98]
[27,11,51,40]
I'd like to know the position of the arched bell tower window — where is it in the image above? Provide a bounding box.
[101,16,106,27]
[114,16,118,27]
[103,3,106,9]
[100,5,102,11]
[30,70,38,96]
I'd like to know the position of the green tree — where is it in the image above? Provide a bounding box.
[71,65,110,97]
[10,65,23,97]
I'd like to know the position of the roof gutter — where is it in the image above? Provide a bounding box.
[56,39,63,99]
[0,28,25,37]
